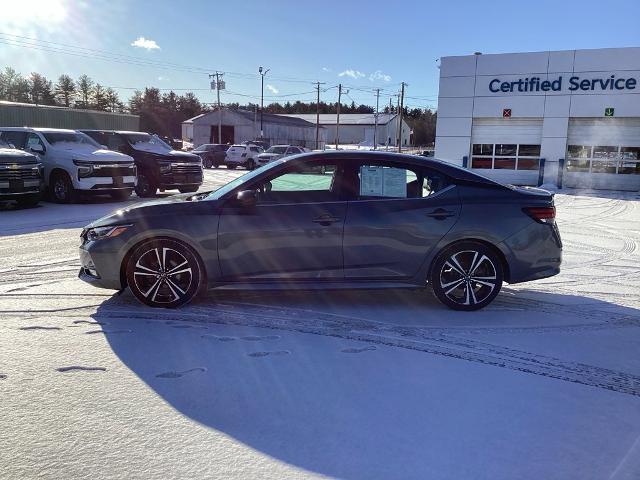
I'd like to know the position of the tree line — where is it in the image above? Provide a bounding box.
[0,66,436,145]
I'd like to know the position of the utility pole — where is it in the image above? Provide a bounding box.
[397,82,406,153]
[210,72,224,143]
[259,66,270,138]
[336,84,342,150]
[373,88,380,150]
[315,81,325,150]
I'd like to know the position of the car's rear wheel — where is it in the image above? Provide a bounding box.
[126,239,204,308]
[430,241,503,311]
[245,159,256,170]
[135,174,157,198]
[179,186,199,194]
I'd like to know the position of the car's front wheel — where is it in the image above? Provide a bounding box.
[126,239,205,308]
[50,171,76,203]
[430,241,503,311]
[135,174,157,198]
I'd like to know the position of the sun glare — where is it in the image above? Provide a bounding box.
[1,0,68,30]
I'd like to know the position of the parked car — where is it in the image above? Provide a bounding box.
[0,127,136,203]
[81,130,203,198]
[79,151,562,311]
[0,137,44,207]
[192,144,229,168]
[256,145,305,166]
[224,144,264,170]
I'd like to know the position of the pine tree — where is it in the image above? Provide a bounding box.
[76,74,94,109]
[55,74,76,107]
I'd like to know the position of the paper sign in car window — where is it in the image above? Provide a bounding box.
[360,166,383,196]
[382,167,407,198]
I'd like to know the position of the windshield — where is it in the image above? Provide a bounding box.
[123,133,172,150]
[193,145,208,152]
[266,146,288,154]
[42,131,101,147]
[206,158,286,200]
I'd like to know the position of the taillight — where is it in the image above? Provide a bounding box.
[523,206,556,224]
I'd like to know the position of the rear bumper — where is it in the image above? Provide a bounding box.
[498,222,562,284]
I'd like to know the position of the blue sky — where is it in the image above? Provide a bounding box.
[1,0,639,110]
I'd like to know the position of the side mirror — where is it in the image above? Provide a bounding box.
[237,189,257,208]
[30,144,44,154]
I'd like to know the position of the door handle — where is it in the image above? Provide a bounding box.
[426,208,456,220]
[312,214,341,226]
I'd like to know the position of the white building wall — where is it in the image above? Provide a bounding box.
[435,47,640,188]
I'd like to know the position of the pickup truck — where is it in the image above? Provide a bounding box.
[0,137,43,207]
[81,130,203,197]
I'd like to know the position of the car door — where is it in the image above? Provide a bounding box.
[343,159,460,280]
[217,159,347,280]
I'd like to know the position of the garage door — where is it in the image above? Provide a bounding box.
[565,119,640,191]
[470,118,543,186]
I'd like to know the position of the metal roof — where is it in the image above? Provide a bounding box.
[280,113,397,126]
[184,109,318,128]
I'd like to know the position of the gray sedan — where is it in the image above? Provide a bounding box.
[79,151,562,311]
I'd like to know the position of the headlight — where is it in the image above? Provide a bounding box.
[73,159,94,178]
[159,161,171,174]
[83,225,131,242]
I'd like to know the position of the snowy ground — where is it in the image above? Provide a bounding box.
[1,171,640,480]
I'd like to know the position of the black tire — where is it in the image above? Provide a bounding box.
[134,174,157,198]
[50,171,76,203]
[204,158,212,169]
[245,159,256,170]
[430,241,503,311]
[179,186,199,194]
[15,193,41,208]
[110,189,132,201]
[126,239,205,308]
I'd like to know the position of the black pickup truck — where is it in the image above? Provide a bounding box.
[0,138,43,207]
[81,130,203,198]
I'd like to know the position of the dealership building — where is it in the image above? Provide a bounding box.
[434,47,640,190]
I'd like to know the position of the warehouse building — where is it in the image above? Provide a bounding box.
[182,108,325,148]
[283,113,411,147]
[0,101,139,131]
[435,47,640,190]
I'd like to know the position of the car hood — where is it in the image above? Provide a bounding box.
[133,147,201,162]
[51,144,133,163]
[0,148,39,164]
[85,193,211,228]
[257,153,281,159]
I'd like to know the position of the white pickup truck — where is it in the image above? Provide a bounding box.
[0,127,136,203]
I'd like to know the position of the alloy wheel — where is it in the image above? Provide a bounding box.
[438,250,498,306]
[132,247,193,304]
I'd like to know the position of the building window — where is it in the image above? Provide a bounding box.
[566,145,640,175]
[471,143,540,171]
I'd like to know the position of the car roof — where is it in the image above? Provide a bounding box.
[0,127,77,133]
[281,151,503,186]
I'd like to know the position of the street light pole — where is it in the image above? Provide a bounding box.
[258,66,270,138]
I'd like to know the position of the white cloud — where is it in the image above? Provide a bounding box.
[131,37,160,50]
[266,84,279,94]
[322,67,331,72]
[157,76,169,81]
[338,69,365,79]
[369,70,392,82]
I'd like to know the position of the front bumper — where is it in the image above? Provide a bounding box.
[78,240,127,290]
[76,175,137,191]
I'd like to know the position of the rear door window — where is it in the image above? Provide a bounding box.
[357,162,448,199]
[26,133,45,151]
